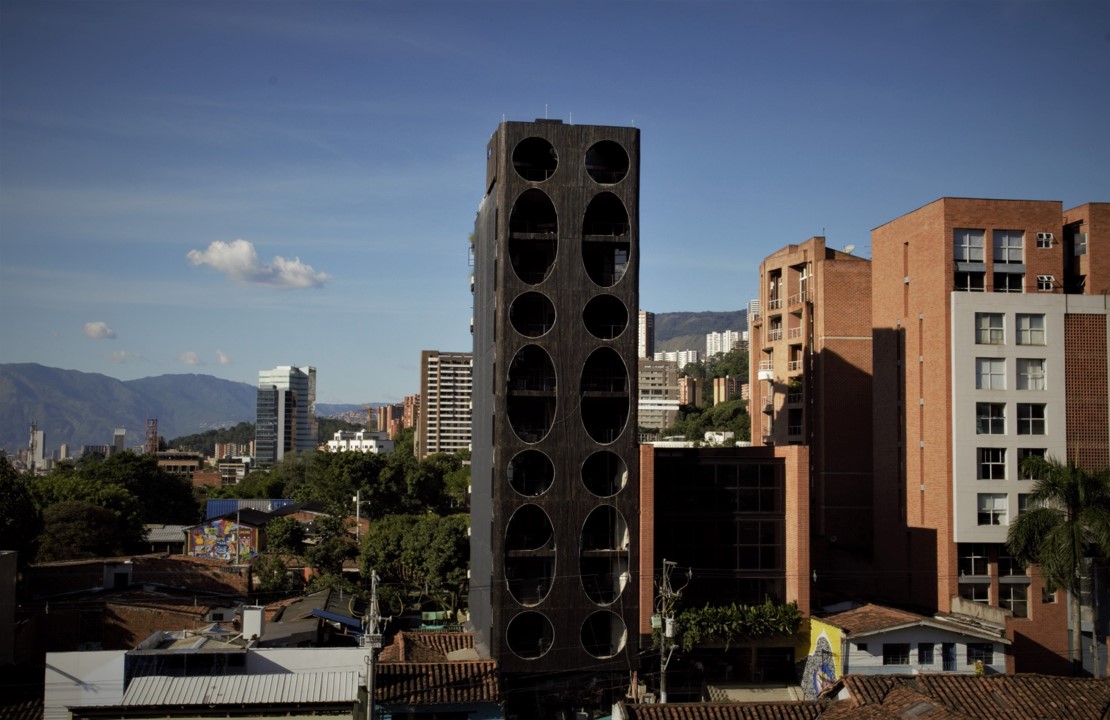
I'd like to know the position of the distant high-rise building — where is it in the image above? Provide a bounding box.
[255,365,317,468]
[678,375,702,407]
[416,351,472,458]
[113,428,126,455]
[653,348,699,370]
[638,359,680,432]
[403,394,420,431]
[712,375,742,404]
[638,310,655,358]
[375,403,404,440]
[706,329,742,357]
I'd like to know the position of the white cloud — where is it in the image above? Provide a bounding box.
[109,350,140,364]
[84,321,116,339]
[179,351,203,366]
[216,349,232,366]
[186,239,330,288]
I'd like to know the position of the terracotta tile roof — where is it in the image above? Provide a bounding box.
[619,702,827,719]
[378,631,476,663]
[817,604,928,635]
[374,660,499,706]
[839,674,1110,719]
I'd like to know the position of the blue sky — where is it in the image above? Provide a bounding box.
[1,0,1107,404]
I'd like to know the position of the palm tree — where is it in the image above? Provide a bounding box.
[1006,455,1110,676]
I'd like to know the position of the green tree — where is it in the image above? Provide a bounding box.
[1006,455,1110,675]
[37,500,128,561]
[0,459,41,563]
[251,553,304,597]
[32,473,146,548]
[266,516,306,554]
[360,513,469,614]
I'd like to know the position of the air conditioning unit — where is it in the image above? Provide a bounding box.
[1037,232,1054,243]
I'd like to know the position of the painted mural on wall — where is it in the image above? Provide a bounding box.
[188,519,258,561]
[800,634,838,701]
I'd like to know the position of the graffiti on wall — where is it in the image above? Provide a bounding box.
[800,634,838,701]
[189,519,257,561]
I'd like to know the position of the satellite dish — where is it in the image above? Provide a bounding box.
[843,244,856,255]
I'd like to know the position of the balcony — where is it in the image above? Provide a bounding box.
[757,360,774,381]
[786,391,803,405]
[788,289,810,307]
[762,401,773,415]
[787,360,803,374]
[767,328,783,342]
[787,424,803,437]
[787,326,803,340]
[767,297,782,311]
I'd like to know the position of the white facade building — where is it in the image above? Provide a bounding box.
[706,329,743,357]
[327,430,394,454]
[653,349,699,371]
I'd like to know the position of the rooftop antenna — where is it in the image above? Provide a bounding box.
[545,103,548,119]
[569,112,573,125]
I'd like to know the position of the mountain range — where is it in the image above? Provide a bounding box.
[0,312,744,455]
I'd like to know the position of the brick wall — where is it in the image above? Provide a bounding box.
[1065,313,1110,469]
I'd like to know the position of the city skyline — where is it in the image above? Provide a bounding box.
[2,1,1106,403]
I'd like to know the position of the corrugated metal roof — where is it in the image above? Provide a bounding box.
[122,671,358,706]
[206,498,294,519]
[144,525,187,543]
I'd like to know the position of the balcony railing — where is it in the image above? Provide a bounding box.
[787,326,803,340]
[788,289,810,306]
[786,392,803,405]
[787,360,803,373]
[758,360,774,372]
[767,328,783,341]
[787,424,803,436]
[767,297,782,311]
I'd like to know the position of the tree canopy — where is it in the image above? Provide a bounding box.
[0,458,41,563]
[1007,455,1110,675]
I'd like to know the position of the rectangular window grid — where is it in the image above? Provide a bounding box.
[967,643,994,666]
[976,313,1005,345]
[993,272,1024,293]
[977,493,1007,526]
[976,403,1005,435]
[976,359,1006,390]
[993,230,1024,264]
[958,543,989,576]
[978,447,1006,480]
[918,644,935,665]
[955,271,986,292]
[1037,274,1056,291]
[1016,314,1045,345]
[1017,404,1046,435]
[883,643,911,666]
[955,229,985,262]
[1017,358,1045,390]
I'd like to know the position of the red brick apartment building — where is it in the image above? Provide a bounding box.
[871,198,1109,674]
[748,237,874,602]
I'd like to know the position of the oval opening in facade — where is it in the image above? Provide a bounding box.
[507,344,557,443]
[508,449,555,497]
[509,189,558,284]
[580,505,630,605]
[582,193,630,287]
[579,347,629,444]
[585,141,629,184]
[510,292,556,338]
[580,610,628,659]
[513,137,558,182]
[507,611,555,660]
[581,451,627,497]
[582,294,628,340]
[504,504,556,606]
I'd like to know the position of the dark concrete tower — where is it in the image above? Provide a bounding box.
[470,120,640,675]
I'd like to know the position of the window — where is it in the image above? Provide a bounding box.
[1016,314,1045,345]
[1019,448,1046,478]
[975,313,1004,344]
[1002,584,1031,626]
[857,643,868,652]
[958,543,989,576]
[1018,493,1036,514]
[1036,232,1054,249]
[1043,587,1058,603]
[1037,274,1056,292]
[967,643,994,665]
[960,582,990,603]
[918,644,935,665]
[978,493,1007,525]
[998,552,1026,577]
[1017,358,1045,390]
[1075,233,1088,256]
[993,272,1024,293]
[978,448,1006,479]
[993,230,1024,264]
[975,359,1006,390]
[955,228,985,262]
[955,271,985,292]
[883,643,911,665]
[976,403,1005,434]
[1017,404,1046,435]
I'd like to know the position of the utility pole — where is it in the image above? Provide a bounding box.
[353,491,361,544]
[364,570,384,720]
[655,559,691,704]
